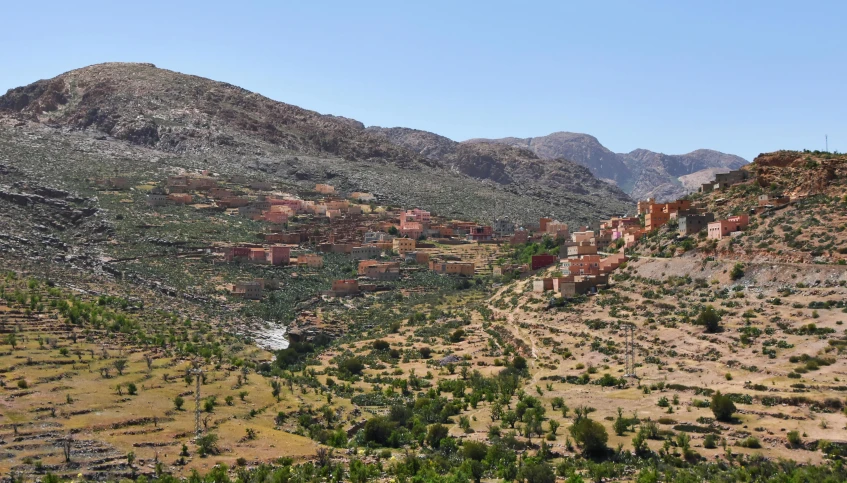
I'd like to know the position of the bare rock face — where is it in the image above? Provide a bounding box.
[753,151,847,197]
[466,132,632,186]
[465,132,748,201]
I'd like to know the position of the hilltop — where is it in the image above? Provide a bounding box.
[0,62,632,227]
[466,132,747,201]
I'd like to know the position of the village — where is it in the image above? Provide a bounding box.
[92,165,788,304]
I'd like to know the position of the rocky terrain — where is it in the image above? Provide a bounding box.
[465,132,748,201]
[0,63,633,227]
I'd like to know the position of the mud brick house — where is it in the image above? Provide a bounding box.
[531,253,558,270]
[678,213,715,236]
[492,263,528,276]
[166,176,190,192]
[624,231,644,248]
[208,188,233,199]
[405,251,429,264]
[329,279,359,296]
[510,230,529,244]
[267,246,290,265]
[564,242,597,258]
[467,225,493,242]
[270,198,304,212]
[429,260,475,276]
[708,214,750,240]
[263,211,289,224]
[364,231,394,244]
[297,253,324,267]
[533,278,554,292]
[358,261,401,280]
[264,232,306,244]
[561,255,601,276]
[188,177,217,191]
[315,183,336,194]
[400,209,431,226]
[400,222,423,240]
[701,169,751,193]
[593,230,613,251]
[557,274,608,297]
[147,193,168,207]
[229,281,262,300]
[758,194,790,207]
[598,253,627,273]
[393,238,416,254]
[494,218,515,237]
[351,245,383,260]
[167,193,193,204]
[571,231,594,243]
[222,246,252,262]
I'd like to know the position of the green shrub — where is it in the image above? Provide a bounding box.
[569,418,608,456]
[710,391,736,422]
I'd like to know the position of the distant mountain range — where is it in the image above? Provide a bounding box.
[464,133,748,201]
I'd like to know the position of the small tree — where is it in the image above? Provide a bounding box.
[196,433,219,456]
[730,263,745,280]
[710,391,736,422]
[271,379,282,401]
[426,423,449,448]
[549,419,560,435]
[569,418,609,457]
[113,359,128,376]
[174,396,185,410]
[697,305,722,333]
[127,451,136,473]
[517,460,555,483]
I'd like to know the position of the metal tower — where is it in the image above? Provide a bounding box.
[191,363,204,439]
[624,324,637,378]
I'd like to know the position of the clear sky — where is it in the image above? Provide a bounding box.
[1,0,844,161]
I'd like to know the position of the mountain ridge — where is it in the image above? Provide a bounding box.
[0,62,634,226]
[464,131,747,201]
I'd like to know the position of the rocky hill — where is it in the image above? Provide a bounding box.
[0,63,633,226]
[632,150,847,264]
[366,126,634,212]
[465,132,747,201]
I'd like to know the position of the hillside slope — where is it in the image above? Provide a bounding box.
[0,63,633,225]
[631,150,847,264]
[465,132,747,201]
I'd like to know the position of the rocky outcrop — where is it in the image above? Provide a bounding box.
[465,132,748,201]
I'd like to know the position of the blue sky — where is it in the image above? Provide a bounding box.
[1,1,844,160]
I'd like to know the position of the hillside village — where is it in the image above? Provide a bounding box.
[101,171,648,304]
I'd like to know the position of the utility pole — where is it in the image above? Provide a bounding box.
[826,134,828,152]
[191,362,204,439]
